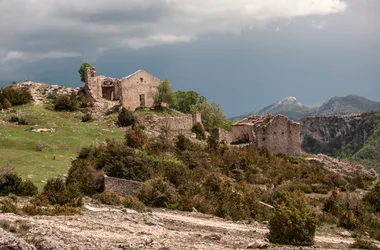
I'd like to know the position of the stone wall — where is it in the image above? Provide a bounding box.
[143,114,196,138]
[104,176,142,197]
[255,115,301,155]
[232,124,255,143]
[120,70,161,111]
[212,128,233,144]
[84,67,121,101]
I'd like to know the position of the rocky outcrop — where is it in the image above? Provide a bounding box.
[306,154,378,181]
[300,113,371,155]
[0,228,36,250]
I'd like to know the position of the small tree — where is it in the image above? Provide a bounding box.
[78,62,93,82]
[2,98,11,110]
[117,107,137,127]
[268,191,317,246]
[153,79,176,107]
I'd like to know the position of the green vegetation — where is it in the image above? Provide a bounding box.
[0,165,38,196]
[0,87,32,106]
[123,195,146,212]
[117,107,137,127]
[191,97,231,131]
[93,190,121,205]
[175,90,203,114]
[78,62,93,82]
[153,79,176,107]
[0,105,125,189]
[268,191,317,246]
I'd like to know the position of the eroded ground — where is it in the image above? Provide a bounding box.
[2,200,379,250]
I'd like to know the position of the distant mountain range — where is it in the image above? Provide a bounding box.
[231,95,380,122]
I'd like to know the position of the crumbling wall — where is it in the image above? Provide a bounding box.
[84,67,121,101]
[143,114,195,137]
[104,176,142,197]
[255,115,301,155]
[232,124,255,143]
[120,70,161,111]
[211,128,233,144]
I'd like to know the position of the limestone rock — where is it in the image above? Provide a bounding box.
[0,228,36,250]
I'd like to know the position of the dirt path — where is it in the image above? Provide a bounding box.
[0,203,378,250]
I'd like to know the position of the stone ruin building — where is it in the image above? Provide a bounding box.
[232,114,301,155]
[84,66,161,111]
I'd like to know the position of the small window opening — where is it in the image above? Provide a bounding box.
[139,94,145,106]
[273,132,276,135]
[140,77,144,82]
[281,131,285,135]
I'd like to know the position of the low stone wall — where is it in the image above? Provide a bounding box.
[104,176,142,197]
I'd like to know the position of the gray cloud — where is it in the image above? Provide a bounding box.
[0,0,347,72]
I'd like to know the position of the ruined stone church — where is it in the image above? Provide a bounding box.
[84,66,161,111]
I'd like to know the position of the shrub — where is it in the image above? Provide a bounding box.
[123,196,146,212]
[0,166,38,196]
[280,182,313,194]
[125,125,148,149]
[54,94,78,111]
[138,177,179,208]
[2,98,11,109]
[349,237,379,250]
[35,143,45,152]
[338,210,360,230]
[0,88,31,106]
[81,113,93,122]
[175,134,193,151]
[363,180,380,212]
[8,116,19,124]
[93,140,153,181]
[93,191,121,205]
[191,122,206,140]
[0,198,18,214]
[22,204,81,216]
[66,159,104,196]
[268,191,317,246]
[42,178,82,207]
[118,108,137,127]
[18,180,38,196]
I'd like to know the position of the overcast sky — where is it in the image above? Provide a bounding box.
[0,0,379,116]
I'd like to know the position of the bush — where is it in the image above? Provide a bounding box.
[175,134,193,151]
[42,178,82,207]
[0,198,18,214]
[280,182,313,194]
[93,140,154,182]
[54,94,78,111]
[268,191,317,246]
[123,196,146,212]
[66,159,104,196]
[350,237,379,250]
[0,87,32,106]
[22,204,81,216]
[338,210,360,230]
[138,177,179,208]
[93,191,121,205]
[363,180,380,212]
[118,108,136,127]
[2,99,11,109]
[191,123,206,140]
[0,166,38,196]
[125,125,148,149]
[81,113,93,122]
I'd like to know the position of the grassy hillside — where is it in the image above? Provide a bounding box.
[0,105,125,188]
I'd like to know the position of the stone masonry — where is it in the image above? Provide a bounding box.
[84,66,161,111]
[104,176,142,197]
[232,115,301,155]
